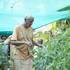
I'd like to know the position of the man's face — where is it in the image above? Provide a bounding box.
[25,19,33,28]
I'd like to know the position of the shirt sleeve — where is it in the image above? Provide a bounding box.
[11,26,18,40]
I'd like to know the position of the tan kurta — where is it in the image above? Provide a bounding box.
[11,24,33,60]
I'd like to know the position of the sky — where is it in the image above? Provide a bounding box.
[0,0,70,31]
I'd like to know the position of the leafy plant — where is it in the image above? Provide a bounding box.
[58,6,70,11]
[33,24,70,70]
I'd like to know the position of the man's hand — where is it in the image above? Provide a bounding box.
[37,43,43,48]
[33,41,43,48]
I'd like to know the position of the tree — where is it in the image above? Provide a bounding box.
[58,6,70,11]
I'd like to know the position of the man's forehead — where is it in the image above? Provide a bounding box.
[25,16,34,21]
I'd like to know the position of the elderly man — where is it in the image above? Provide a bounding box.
[4,16,42,70]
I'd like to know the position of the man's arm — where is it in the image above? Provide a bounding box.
[4,35,12,45]
[10,40,32,46]
[32,40,43,48]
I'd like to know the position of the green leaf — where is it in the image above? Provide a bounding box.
[58,6,70,12]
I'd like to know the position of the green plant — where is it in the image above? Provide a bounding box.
[33,27,70,70]
[58,6,70,11]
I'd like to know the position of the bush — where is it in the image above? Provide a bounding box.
[33,28,70,70]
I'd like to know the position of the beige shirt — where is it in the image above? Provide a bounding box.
[11,24,33,60]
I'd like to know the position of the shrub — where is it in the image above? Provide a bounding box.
[33,28,70,70]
